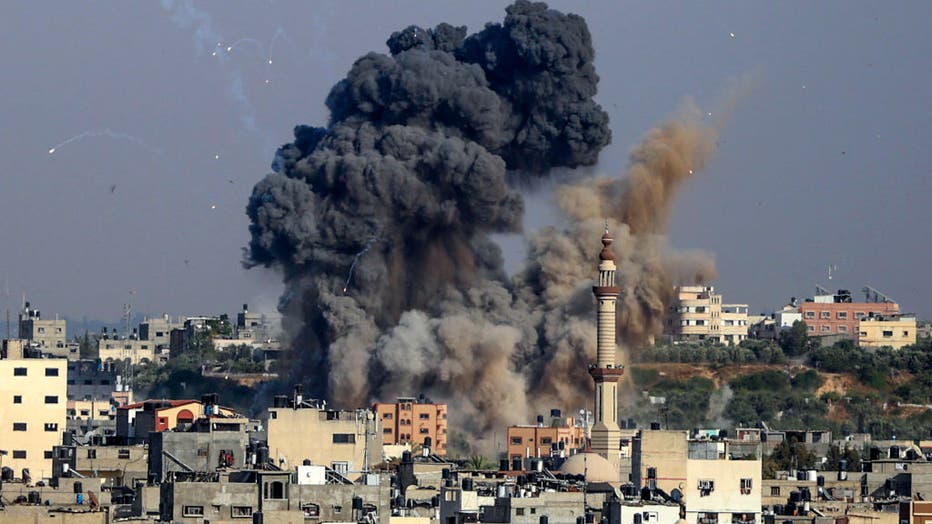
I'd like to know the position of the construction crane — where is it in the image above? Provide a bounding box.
[862,285,894,303]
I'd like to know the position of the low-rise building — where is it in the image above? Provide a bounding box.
[375,396,448,455]
[0,343,67,479]
[159,469,390,524]
[858,314,917,349]
[631,429,689,494]
[52,444,148,488]
[799,289,899,339]
[116,396,238,444]
[97,337,158,367]
[138,314,183,349]
[267,391,382,478]
[684,440,761,524]
[18,302,68,357]
[148,415,250,482]
[505,410,586,465]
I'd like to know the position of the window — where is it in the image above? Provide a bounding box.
[383,428,392,434]
[541,437,553,445]
[740,478,753,495]
[419,427,429,434]
[264,481,285,500]
[770,486,780,496]
[44,423,58,432]
[83,379,92,385]
[13,422,27,431]
[804,311,815,319]
[302,504,320,518]
[837,311,848,319]
[80,410,90,416]
[838,325,848,333]
[807,325,815,333]
[516,508,526,516]
[821,325,831,333]
[419,413,430,420]
[332,433,355,444]
[820,311,831,319]
[118,449,131,459]
[511,436,522,445]
[332,462,349,475]
[698,479,715,496]
[38,327,45,334]
[855,311,865,319]
[883,330,893,337]
[45,396,59,404]
[13,367,27,376]
[100,379,110,385]
[44,451,53,459]
[45,367,59,376]
[232,506,253,518]
[383,412,393,419]
[183,506,204,517]
[13,450,26,459]
[13,395,22,404]
[903,331,910,337]
[87,449,97,459]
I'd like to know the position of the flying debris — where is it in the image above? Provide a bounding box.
[210,204,217,210]
[729,32,736,38]
[341,237,386,294]
[109,184,117,194]
[214,154,221,160]
[48,148,55,154]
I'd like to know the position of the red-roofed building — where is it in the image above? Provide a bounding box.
[116,396,238,444]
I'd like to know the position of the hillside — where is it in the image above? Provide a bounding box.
[625,337,932,439]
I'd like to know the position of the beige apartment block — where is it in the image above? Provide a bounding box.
[632,429,689,494]
[98,338,157,366]
[668,286,749,345]
[0,355,67,479]
[685,450,762,524]
[858,315,917,349]
[267,403,382,478]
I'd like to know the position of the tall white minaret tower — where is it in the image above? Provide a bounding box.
[589,226,623,471]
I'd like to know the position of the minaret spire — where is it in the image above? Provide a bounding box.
[589,226,624,474]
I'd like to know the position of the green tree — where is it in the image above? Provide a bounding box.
[78,330,96,359]
[762,438,817,478]
[779,320,810,356]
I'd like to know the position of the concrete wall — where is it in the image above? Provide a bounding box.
[859,316,917,348]
[684,457,761,524]
[149,425,248,480]
[0,358,67,479]
[632,430,689,493]
[267,407,382,476]
[0,507,107,524]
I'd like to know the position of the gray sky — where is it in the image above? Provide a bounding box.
[0,1,929,323]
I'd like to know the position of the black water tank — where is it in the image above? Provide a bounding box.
[74,481,83,494]
[817,475,825,487]
[28,491,40,504]
[512,457,522,471]
[402,451,412,463]
[540,516,549,524]
[550,409,561,418]
[890,446,901,459]
[789,490,801,503]
[303,459,312,466]
[352,496,363,510]
[424,436,432,449]
[441,469,451,480]
[462,477,474,491]
[273,395,289,408]
[256,445,269,466]
[517,475,527,486]
[252,511,263,524]
[650,422,661,430]
[627,418,636,429]
[1,467,13,481]
[576,516,585,524]
[536,415,545,425]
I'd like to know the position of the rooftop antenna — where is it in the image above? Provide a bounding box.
[862,285,894,304]
[815,285,830,295]
[827,264,837,281]
[122,289,136,338]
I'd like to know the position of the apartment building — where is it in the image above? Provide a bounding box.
[268,392,381,478]
[684,441,762,524]
[98,337,158,366]
[667,286,749,344]
[0,342,67,479]
[505,410,587,465]
[18,302,68,357]
[374,396,447,455]
[138,314,183,349]
[798,289,899,338]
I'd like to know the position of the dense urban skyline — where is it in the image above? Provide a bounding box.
[0,1,929,322]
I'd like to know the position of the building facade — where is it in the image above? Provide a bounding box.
[668,286,749,344]
[373,396,448,455]
[798,290,899,338]
[18,302,67,356]
[506,413,585,464]
[0,353,67,478]
[858,315,917,349]
[267,397,382,478]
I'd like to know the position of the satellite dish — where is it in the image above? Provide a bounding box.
[670,488,683,503]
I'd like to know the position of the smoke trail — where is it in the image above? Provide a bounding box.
[247,1,736,441]
[48,129,163,155]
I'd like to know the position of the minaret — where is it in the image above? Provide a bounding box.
[589,226,623,471]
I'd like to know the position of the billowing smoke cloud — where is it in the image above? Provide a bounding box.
[247,1,723,443]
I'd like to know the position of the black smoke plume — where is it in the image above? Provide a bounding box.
[247,1,719,444]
